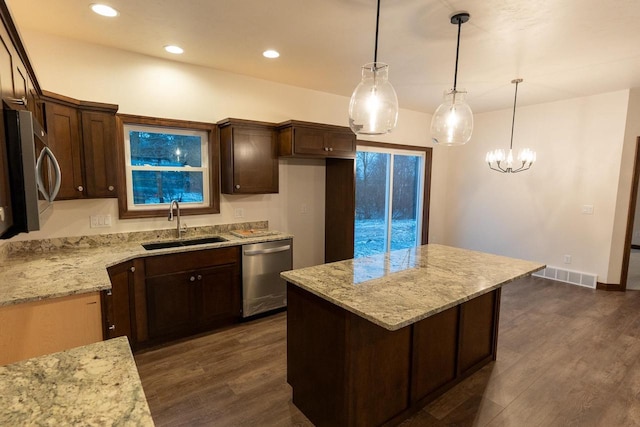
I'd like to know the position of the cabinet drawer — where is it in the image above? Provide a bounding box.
[145,246,240,277]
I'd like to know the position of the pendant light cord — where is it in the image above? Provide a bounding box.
[509,80,520,150]
[373,0,381,64]
[453,18,462,91]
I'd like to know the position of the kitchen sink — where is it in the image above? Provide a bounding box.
[142,236,227,250]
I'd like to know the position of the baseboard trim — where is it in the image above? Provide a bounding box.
[596,282,624,291]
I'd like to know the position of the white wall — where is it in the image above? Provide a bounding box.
[441,90,630,283]
[12,30,437,269]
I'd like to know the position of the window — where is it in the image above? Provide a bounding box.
[117,115,219,218]
[354,143,430,258]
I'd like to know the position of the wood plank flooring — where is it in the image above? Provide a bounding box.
[134,276,640,426]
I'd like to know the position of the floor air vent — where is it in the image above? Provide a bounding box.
[533,266,597,289]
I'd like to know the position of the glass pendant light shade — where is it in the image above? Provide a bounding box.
[431,89,473,145]
[349,62,399,135]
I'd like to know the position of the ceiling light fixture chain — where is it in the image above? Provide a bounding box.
[430,12,473,146]
[348,0,399,135]
[486,78,536,173]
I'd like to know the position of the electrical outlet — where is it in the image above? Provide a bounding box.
[581,205,594,215]
[301,204,308,215]
[563,254,572,264]
[234,208,244,218]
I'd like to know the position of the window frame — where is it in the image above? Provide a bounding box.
[356,141,432,252]
[116,114,220,219]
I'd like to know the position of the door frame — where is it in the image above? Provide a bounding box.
[617,136,640,291]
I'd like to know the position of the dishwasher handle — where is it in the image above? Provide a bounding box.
[244,244,291,256]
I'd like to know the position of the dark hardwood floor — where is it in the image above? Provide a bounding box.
[134,276,640,426]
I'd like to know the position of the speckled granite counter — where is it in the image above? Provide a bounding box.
[0,337,154,426]
[282,243,544,331]
[0,221,293,307]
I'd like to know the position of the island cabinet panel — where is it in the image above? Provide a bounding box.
[287,284,411,427]
[287,283,502,427]
[218,118,279,194]
[458,289,500,374]
[142,246,241,346]
[411,306,459,402]
[277,120,356,159]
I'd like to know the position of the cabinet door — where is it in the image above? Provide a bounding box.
[292,127,327,156]
[146,272,195,340]
[104,261,134,341]
[230,126,278,193]
[325,130,356,158]
[198,264,241,330]
[81,110,117,198]
[45,102,85,199]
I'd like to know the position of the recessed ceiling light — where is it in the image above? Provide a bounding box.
[90,4,119,17]
[164,45,184,55]
[263,50,280,59]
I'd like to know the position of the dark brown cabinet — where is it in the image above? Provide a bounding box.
[218,118,279,194]
[40,91,118,200]
[103,259,144,350]
[144,246,241,343]
[0,4,42,238]
[277,120,356,159]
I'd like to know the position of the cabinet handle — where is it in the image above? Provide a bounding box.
[108,325,116,331]
[108,185,115,191]
[324,147,329,151]
[106,289,112,296]
[197,274,202,280]
[329,147,334,151]
[77,185,84,192]
[190,276,196,282]
[130,266,136,273]
[235,184,241,189]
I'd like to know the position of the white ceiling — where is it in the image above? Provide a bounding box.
[6,0,640,113]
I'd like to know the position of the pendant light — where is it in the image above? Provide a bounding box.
[486,79,536,173]
[430,12,473,145]
[348,0,399,135]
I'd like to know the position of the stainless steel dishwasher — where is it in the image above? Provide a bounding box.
[242,239,292,317]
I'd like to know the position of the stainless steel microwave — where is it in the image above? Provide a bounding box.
[0,101,61,239]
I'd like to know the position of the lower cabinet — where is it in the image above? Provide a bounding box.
[146,263,240,340]
[0,292,103,366]
[104,246,242,350]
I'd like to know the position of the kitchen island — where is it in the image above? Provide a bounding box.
[282,244,544,427]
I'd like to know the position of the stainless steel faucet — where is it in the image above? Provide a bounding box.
[168,200,185,238]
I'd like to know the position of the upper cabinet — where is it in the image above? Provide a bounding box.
[40,91,118,199]
[277,120,356,159]
[218,118,279,194]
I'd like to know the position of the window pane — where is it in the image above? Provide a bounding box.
[129,130,202,167]
[391,155,421,251]
[354,152,389,258]
[132,171,204,205]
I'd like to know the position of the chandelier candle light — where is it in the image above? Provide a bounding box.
[431,12,473,145]
[486,79,536,173]
[348,0,399,135]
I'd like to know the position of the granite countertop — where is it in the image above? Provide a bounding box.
[0,336,154,426]
[281,244,545,331]
[0,221,293,307]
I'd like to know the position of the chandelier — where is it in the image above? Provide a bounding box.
[486,78,536,173]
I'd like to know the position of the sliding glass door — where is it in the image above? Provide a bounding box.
[354,145,427,258]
